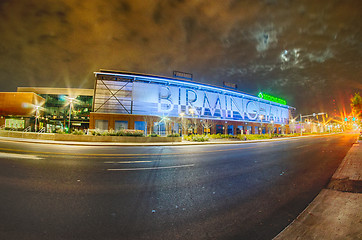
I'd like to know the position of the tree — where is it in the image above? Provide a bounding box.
[201,119,214,134]
[177,115,190,136]
[143,116,155,135]
[351,93,362,126]
[190,117,198,134]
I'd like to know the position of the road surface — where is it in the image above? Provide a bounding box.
[0,133,356,240]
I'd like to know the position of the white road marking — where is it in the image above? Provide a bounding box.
[107,164,195,171]
[296,144,310,149]
[0,152,43,160]
[104,161,153,164]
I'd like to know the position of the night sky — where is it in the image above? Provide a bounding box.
[0,0,361,115]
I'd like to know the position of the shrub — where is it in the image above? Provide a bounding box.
[192,134,209,142]
[89,129,144,137]
[167,133,180,137]
[149,133,159,137]
[71,129,84,135]
[183,135,193,141]
[101,131,109,136]
[183,134,209,142]
[209,133,237,139]
[90,129,102,136]
[237,134,271,140]
[281,133,300,137]
[209,133,221,139]
[108,129,117,136]
[119,129,144,137]
[271,133,279,138]
[56,128,66,134]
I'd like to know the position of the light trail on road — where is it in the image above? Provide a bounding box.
[107,164,195,171]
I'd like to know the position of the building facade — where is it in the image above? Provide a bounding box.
[17,87,93,131]
[90,70,294,135]
[0,92,45,130]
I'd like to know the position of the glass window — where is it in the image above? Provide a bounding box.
[216,124,223,134]
[153,122,166,136]
[236,126,243,134]
[262,127,266,134]
[173,123,179,134]
[134,121,146,134]
[115,121,128,130]
[227,125,234,135]
[246,126,252,134]
[95,120,108,130]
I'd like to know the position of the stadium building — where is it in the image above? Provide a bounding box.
[90,70,294,135]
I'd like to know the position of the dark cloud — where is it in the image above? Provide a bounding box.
[0,0,361,115]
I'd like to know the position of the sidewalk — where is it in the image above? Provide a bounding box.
[274,139,362,240]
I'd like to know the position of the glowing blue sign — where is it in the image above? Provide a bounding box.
[132,82,289,124]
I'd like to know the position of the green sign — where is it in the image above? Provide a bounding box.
[258,92,287,105]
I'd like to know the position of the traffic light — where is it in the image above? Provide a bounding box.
[353,117,356,121]
[344,117,348,122]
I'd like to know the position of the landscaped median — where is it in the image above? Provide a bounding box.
[0,129,182,143]
[182,133,316,142]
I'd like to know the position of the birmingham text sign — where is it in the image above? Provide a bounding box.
[132,82,289,124]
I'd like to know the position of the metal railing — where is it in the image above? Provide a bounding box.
[23,126,31,132]
[37,127,46,134]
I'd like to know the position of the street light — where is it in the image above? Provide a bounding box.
[68,97,75,132]
[34,105,40,132]
[259,115,264,134]
[189,108,195,116]
[290,119,295,134]
[160,116,170,135]
[189,108,196,134]
[179,112,185,136]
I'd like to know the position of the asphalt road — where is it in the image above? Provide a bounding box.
[0,133,356,240]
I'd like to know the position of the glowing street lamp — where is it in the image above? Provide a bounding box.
[259,115,264,134]
[68,97,75,131]
[34,105,40,132]
[179,112,185,136]
[189,108,195,116]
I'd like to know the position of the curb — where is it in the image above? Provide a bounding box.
[0,134,335,147]
[273,138,362,239]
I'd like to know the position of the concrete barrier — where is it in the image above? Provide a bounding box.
[0,130,181,143]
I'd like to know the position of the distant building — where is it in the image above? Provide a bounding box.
[90,70,294,135]
[0,92,45,130]
[17,87,93,131]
